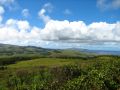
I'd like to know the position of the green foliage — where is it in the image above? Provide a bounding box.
[1,44,120,89]
[0,58,119,90]
[62,60,120,90]
[0,44,93,66]
[0,53,120,90]
[7,69,53,90]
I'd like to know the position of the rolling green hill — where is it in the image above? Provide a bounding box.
[0,44,120,90]
[0,44,51,56]
[0,44,94,66]
[0,43,88,56]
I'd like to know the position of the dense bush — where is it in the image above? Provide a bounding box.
[7,69,53,90]
[3,59,119,90]
[62,60,120,90]
[0,55,120,90]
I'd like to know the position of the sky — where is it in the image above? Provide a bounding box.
[0,0,120,50]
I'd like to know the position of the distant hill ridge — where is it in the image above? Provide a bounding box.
[0,43,51,55]
[0,43,120,56]
[0,43,91,58]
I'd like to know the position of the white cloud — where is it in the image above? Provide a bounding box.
[0,6,4,23]
[0,6,4,14]
[0,16,3,23]
[17,20,30,30]
[6,19,30,31]
[64,9,72,15]
[38,3,53,23]
[0,19,40,44]
[0,17,120,48]
[40,20,120,43]
[40,20,87,41]
[0,2,120,49]
[22,9,29,17]
[0,0,16,10]
[6,18,16,25]
[43,2,53,13]
[97,0,120,10]
[38,8,51,23]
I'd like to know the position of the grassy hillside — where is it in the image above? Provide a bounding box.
[0,43,92,57]
[8,58,74,69]
[0,44,50,56]
[0,44,120,90]
[0,44,93,66]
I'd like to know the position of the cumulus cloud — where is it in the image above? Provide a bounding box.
[22,9,30,17]
[0,19,41,45]
[38,8,51,23]
[40,20,120,44]
[6,19,30,31]
[38,3,53,23]
[17,20,30,31]
[0,2,120,49]
[97,0,120,10]
[1,18,120,46]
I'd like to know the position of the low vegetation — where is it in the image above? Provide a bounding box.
[0,44,120,90]
[0,55,120,90]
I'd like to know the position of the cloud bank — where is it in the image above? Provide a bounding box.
[1,18,120,47]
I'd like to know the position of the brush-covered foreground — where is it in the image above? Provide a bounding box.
[0,55,120,90]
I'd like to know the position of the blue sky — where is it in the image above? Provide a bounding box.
[4,0,120,25]
[0,0,120,50]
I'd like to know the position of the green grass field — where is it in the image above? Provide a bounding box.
[0,56,120,90]
[8,58,74,69]
[8,57,101,69]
